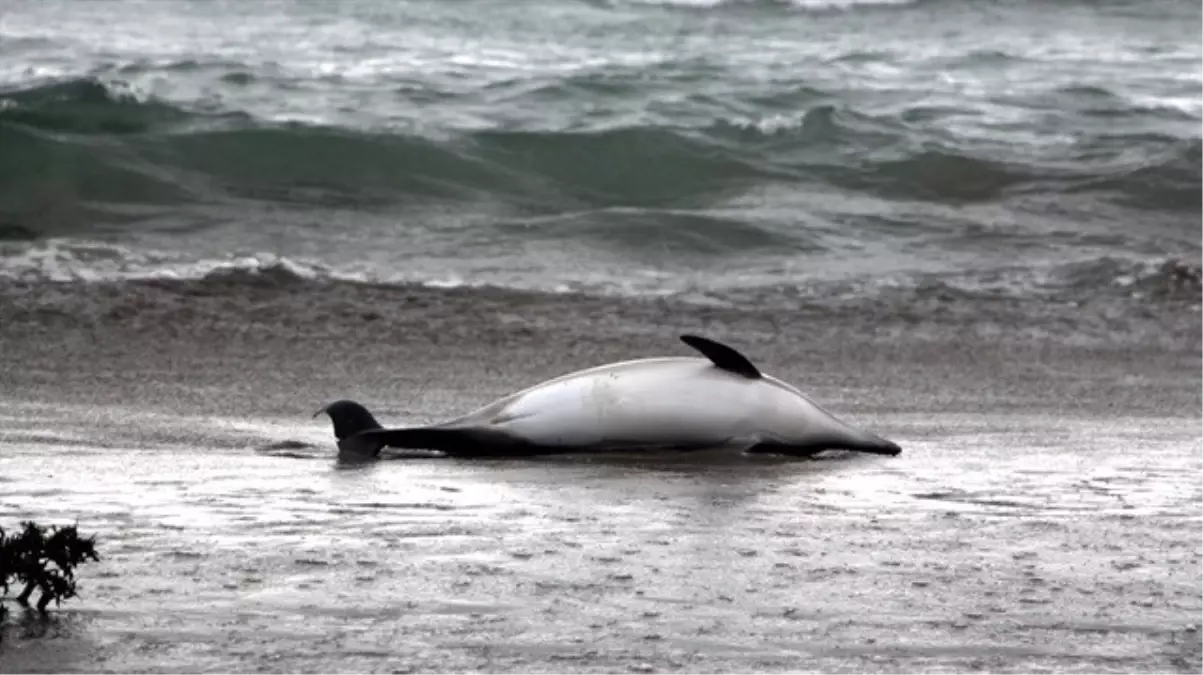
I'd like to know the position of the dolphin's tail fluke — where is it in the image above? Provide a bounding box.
[314,399,389,459]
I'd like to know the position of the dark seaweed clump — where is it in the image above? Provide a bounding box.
[0,521,100,629]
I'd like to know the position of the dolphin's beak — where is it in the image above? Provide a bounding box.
[312,405,329,419]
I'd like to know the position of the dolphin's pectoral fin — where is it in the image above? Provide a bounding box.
[679,334,762,379]
[743,441,826,458]
[746,435,902,457]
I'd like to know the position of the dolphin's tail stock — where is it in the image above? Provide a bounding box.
[314,399,539,460]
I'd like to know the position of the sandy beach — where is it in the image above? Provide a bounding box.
[1,277,1199,673]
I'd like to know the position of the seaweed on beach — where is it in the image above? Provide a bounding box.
[0,521,100,626]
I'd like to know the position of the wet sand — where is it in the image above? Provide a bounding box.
[0,278,1200,673]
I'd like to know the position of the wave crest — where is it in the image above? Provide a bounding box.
[0,77,211,134]
[2,240,1197,312]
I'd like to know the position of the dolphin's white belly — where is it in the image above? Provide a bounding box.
[490,359,768,448]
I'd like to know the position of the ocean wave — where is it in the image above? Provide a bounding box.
[492,207,810,256]
[0,241,336,286]
[0,77,230,134]
[1,239,1196,311]
[2,78,1198,235]
[1065,137,1202,213]
[998,84,1202,124]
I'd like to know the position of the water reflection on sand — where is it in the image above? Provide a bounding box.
[0,409,1199,673]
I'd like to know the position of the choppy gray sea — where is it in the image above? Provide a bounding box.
[0,0,1199,306]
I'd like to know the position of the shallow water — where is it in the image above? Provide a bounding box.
[2,405,1199,673]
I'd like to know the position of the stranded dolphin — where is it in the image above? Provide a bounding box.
[316,334,901,460]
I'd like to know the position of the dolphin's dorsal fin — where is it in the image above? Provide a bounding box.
[679,334,762,379]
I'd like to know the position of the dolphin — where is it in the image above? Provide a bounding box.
[316,334,901,460]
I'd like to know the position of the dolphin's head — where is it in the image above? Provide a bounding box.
[756,378,903,457]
